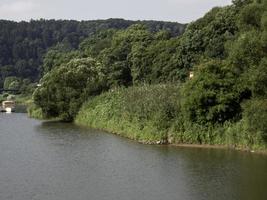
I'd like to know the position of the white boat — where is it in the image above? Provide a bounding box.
[1,100,15,113]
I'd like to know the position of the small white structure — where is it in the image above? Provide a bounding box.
[189,71,194,79]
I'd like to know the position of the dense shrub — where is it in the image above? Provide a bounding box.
[181,61,241,125]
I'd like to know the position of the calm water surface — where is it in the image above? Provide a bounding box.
[1,113,267,200]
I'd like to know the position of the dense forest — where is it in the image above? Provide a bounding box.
[26,0,267,149]
[0,18,185,89]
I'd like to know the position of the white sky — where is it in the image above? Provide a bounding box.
[0,0,232,23]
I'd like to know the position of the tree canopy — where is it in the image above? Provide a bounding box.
[0,19,185,88]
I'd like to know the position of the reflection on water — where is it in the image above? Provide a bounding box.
[1,113,267,200]
[14,105,27,113]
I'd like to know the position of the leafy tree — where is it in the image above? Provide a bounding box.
[182,60,242,124]
[42,48,81,75]
[228,30,264,74]
[34,58,106,121]
[4,76,20,90]
[99,24,153,87]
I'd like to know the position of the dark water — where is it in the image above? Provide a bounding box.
[1,114,267,200]
[14,105,27,113]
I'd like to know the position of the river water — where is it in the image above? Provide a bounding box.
[0,113,267,200]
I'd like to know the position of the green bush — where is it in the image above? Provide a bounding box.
[27,103,45,119]
[181,60,241,125]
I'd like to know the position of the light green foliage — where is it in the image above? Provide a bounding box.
[34,57,106,121]
[27,103,45,119]
[42,48,81,75]
[238,2,265,29]
[4,76,20,90]
[76,85,181,143]
[6,94,15,100]
[76,84,266,148]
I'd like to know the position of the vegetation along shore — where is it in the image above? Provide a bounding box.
[23,0,267,151]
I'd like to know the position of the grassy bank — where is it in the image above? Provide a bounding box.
[76,85,181,143]
[27,102,45,119]
[75,85,266,150]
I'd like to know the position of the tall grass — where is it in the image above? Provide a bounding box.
[76,84,181,143]
[27,102,45,119]
[75,84,266,150]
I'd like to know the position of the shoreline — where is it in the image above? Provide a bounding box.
[75,121,267,155]
[170,143,267,155]
[27,112,267,155]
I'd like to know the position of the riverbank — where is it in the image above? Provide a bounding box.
[75,85,267,152]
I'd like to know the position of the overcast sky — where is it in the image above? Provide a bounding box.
[0,0,232,23]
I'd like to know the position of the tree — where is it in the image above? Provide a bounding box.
[182,60,242,124]
[34,57,106,121]
[3,76,20,90]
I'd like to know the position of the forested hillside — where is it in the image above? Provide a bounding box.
[0,19,185,88]
[31,0,267,150]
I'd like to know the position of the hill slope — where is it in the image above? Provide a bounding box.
[0,18,185,87]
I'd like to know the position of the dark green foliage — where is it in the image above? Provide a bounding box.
[0,19,185,87]
[228,30,263,71]
[249,58,267,98]
[19,79,36,95]
[243,99,267,141]
[130,37,182,83]
[79,29,116,58]
[182,61,242,125]
[232,0,253,8]
[99,24,153,87]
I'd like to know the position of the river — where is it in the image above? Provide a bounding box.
[0,113,267,200]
